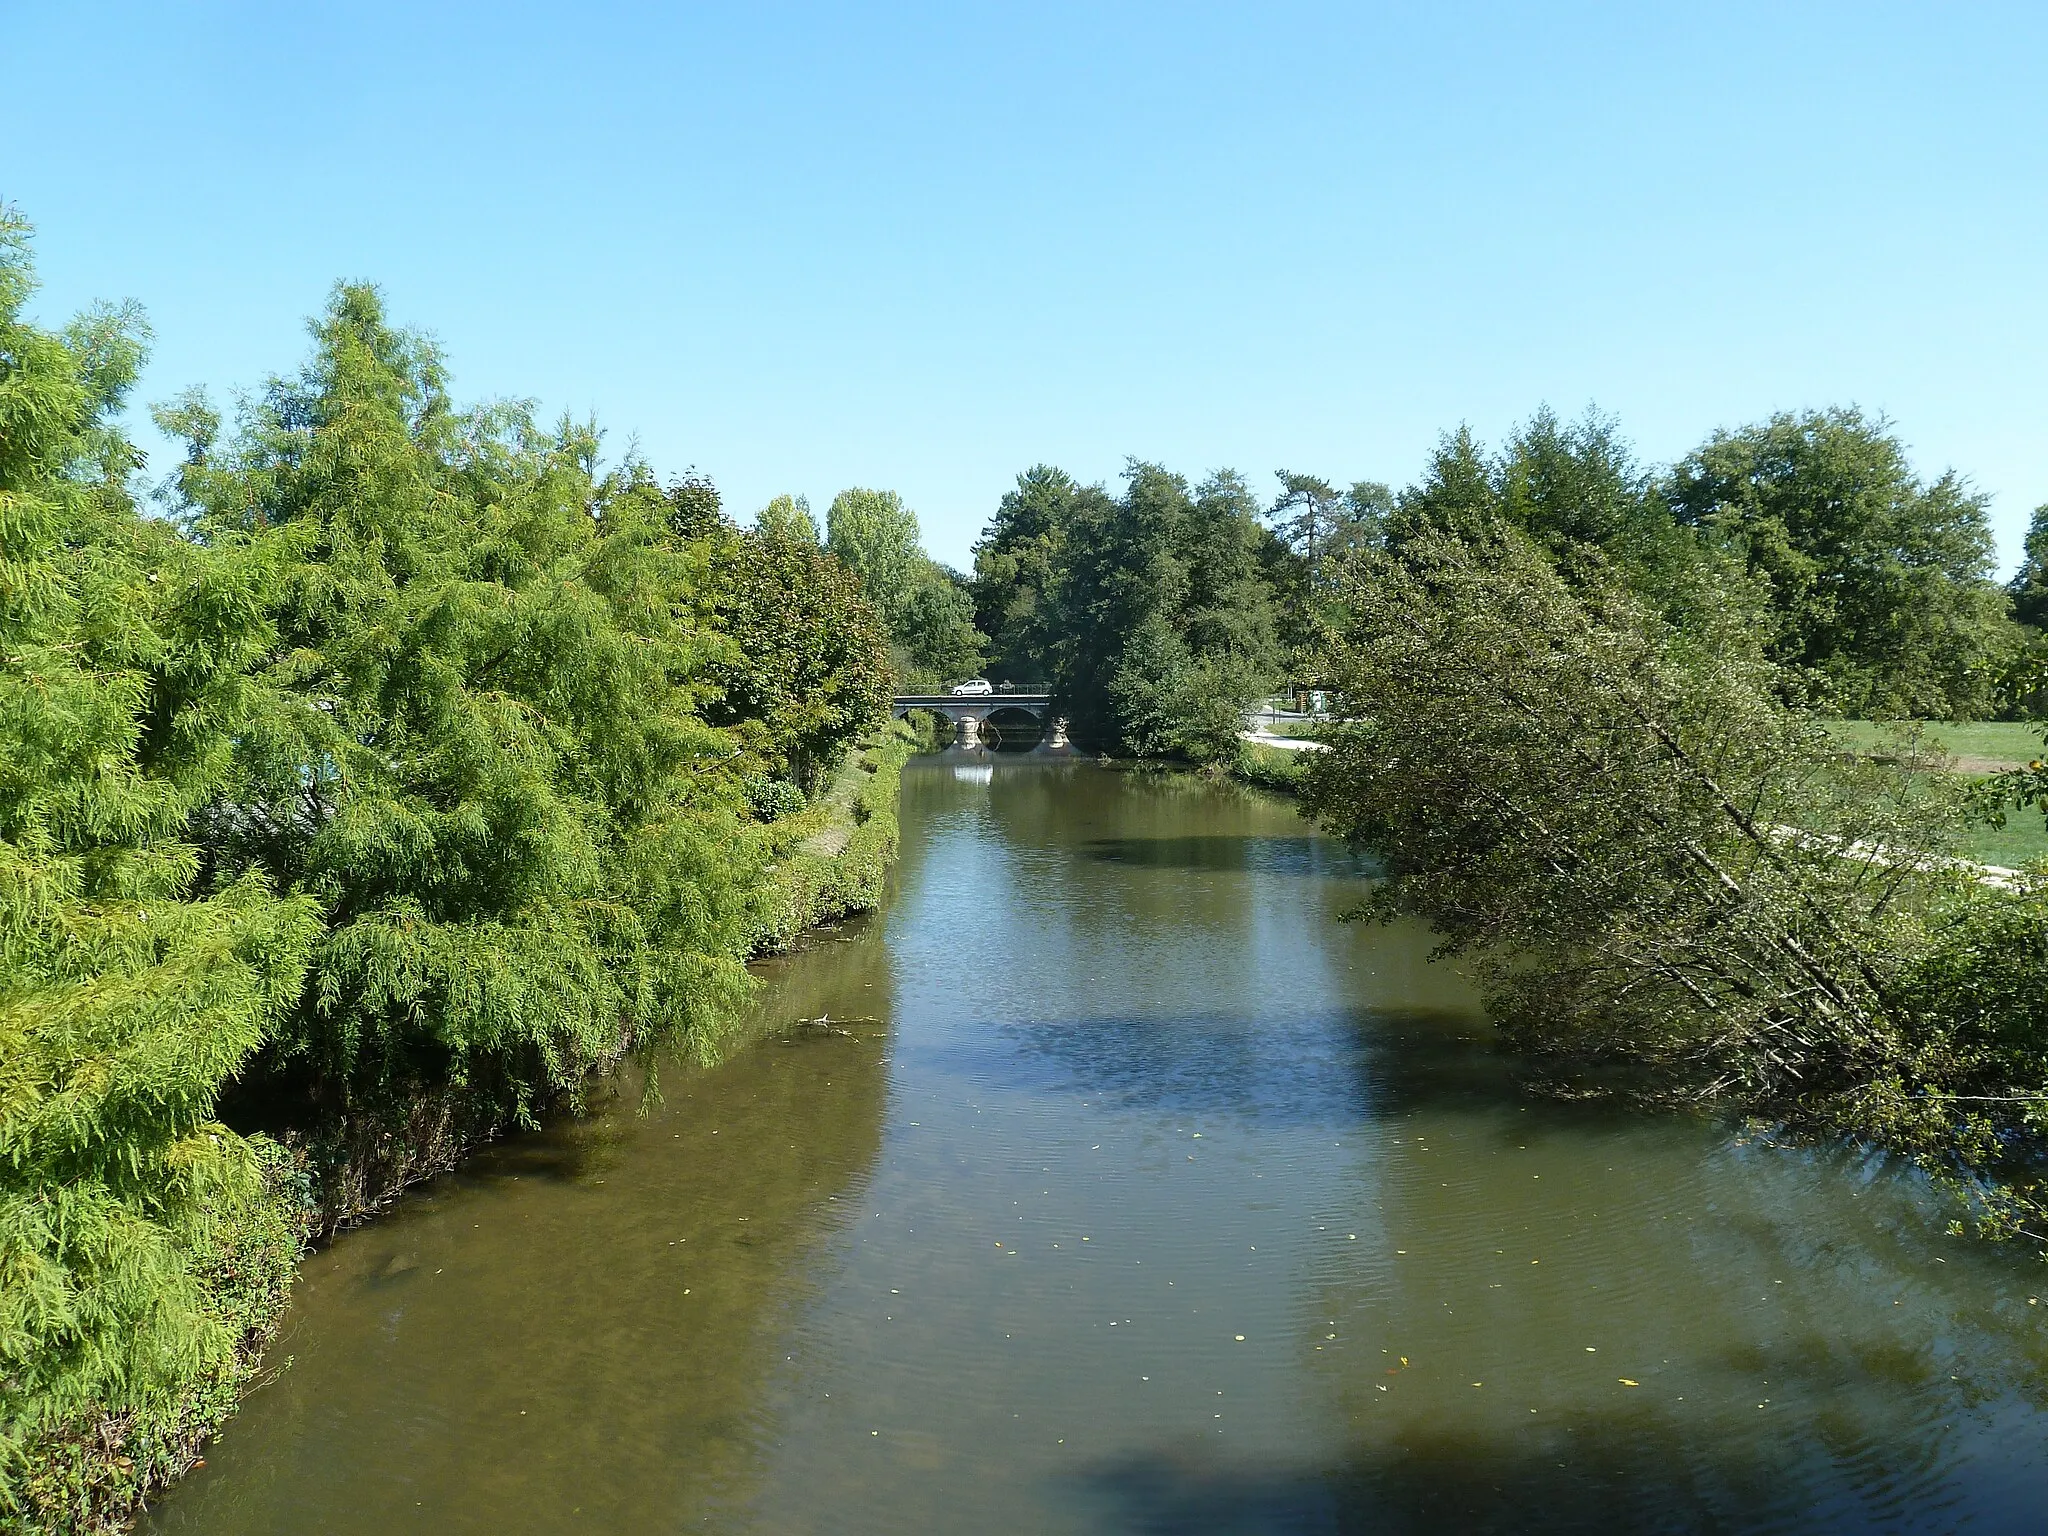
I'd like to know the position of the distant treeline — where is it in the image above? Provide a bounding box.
[961,409,2048,1251]
[0,215,896,1527]
[969,409,2048,753]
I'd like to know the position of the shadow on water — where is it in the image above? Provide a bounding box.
[1075,1400,2002,1536]
[148,926,899,1536]
[963,1004,1649,1138]
[1079,834,1381,879]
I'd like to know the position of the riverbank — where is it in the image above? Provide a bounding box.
[754,723,918,952]
[10,728,918,1536]
[293,724,920,1236]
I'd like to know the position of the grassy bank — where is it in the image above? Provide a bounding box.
[1825,719,2044,769]
[753,722,918,952]
[1229,739,1312,796]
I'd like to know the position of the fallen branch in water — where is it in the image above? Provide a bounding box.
[784,1013,884,1039]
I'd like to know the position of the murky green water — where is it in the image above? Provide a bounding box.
[152,757,2048,1534]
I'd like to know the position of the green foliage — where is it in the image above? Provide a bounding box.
[707,526,892,795]
[890,565,983,691]
[1389,408,1736,629]
[0,209,318,1523]
[1667,408,2012,719]
[826,488,984,687]
[1301,520,2048,1239]
[0,210,924,1525]
[972,465,1074,684]
[743,777,808,822]
[826,488,923,619]
[155,286,770,1136]
[753,723,917,950]
[1968,723,2048,851]
[8,1144,303,1535]
[1045,462,1281,759]
[753,493,819,546]
[2008,503,2048,633]
[1230,739,1309,796]
[661,468,723,542]
[1299,524,1959,1103]
[898,708,952,753]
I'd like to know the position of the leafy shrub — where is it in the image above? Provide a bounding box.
[745,777,808,822]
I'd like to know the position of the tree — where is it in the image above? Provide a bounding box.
[662,467,723,541]
[1387,425,1495,545]
[1667,408,2011,718]
[0,210,318,1514]
[1301,516,2048,1241]
[1268,471,1344,585]
[972,465,1075,683]
[159,284,768,1142]
[892,565,984,690]
[2008,503,2048,632]
[1385,408,1720,622]
[826,487,985,687]
[826,488,923,624]
[707,529,891,792]
[1045,461,1280,758]
[1298,521,1952,1102]
[755,493,819,546]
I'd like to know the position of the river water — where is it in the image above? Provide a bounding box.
[152,756,2048,1534]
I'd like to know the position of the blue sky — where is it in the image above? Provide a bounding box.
[8,1,2044,571]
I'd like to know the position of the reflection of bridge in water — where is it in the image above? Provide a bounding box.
[891,692,1066,748]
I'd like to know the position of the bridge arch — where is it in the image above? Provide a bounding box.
[890,692,1067,748]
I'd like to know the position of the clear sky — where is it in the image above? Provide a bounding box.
[8,1,2044,572]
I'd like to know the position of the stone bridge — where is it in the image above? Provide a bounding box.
[891,692,1066,747]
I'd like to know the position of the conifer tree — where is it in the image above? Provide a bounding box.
[0,211,317,1508]
[159,286,767,1135]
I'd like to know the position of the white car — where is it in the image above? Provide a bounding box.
[949,678,994,696]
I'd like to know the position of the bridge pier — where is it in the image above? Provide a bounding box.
[889,692,1060,750]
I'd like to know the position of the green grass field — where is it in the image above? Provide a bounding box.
[1825,720,2048,870]
[1955,816,2048,871]
[1825,719,2046,768]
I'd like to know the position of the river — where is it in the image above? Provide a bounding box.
[150,755,2048,1534]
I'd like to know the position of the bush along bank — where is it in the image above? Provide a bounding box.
[267,729,916,1240]
[12,727,916,1536]
[0,226,899,1534]
[4,1148,304,1536]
